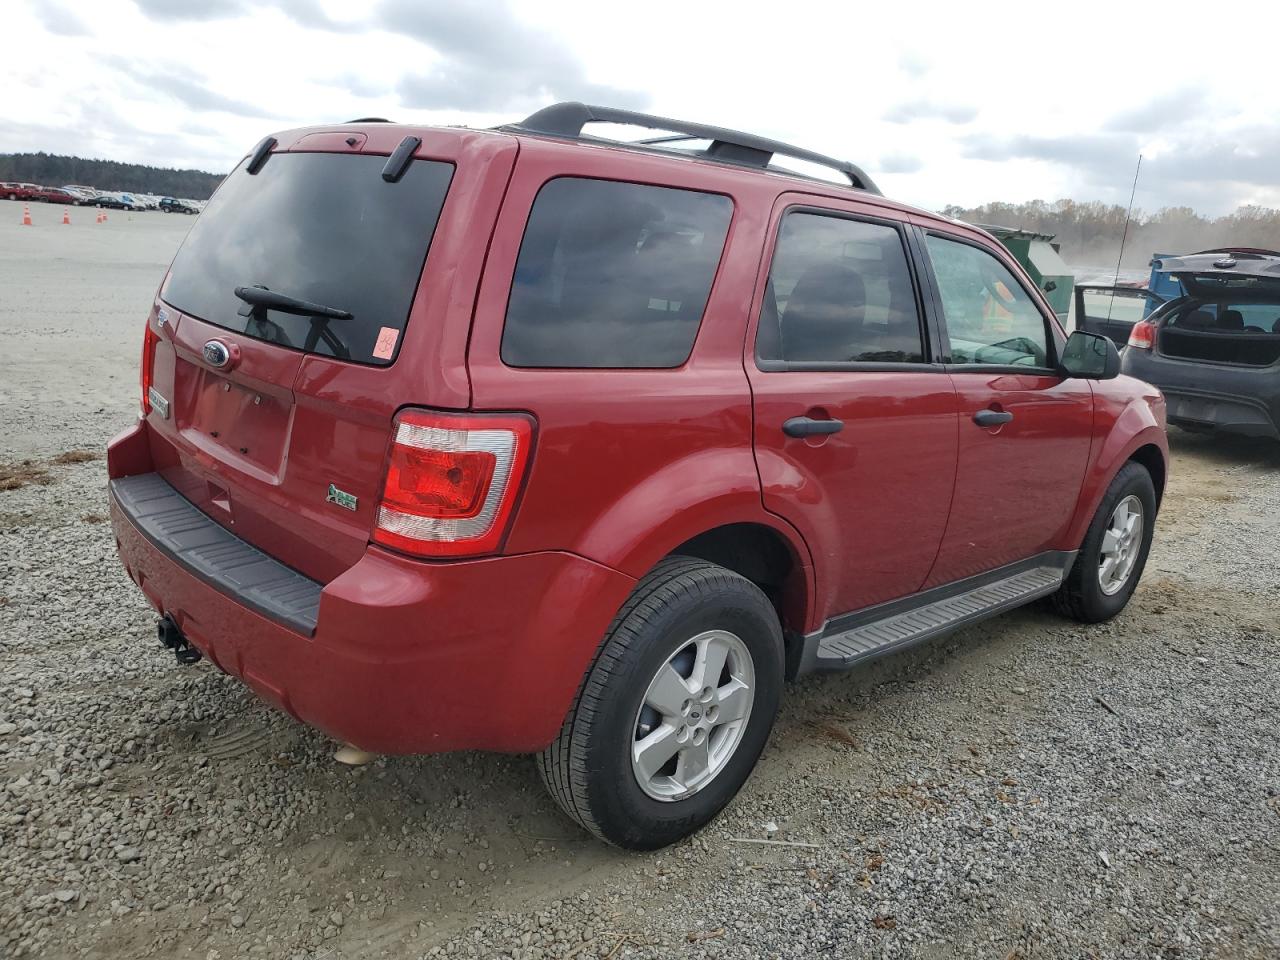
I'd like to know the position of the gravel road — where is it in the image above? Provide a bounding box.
[2,198,1278,959]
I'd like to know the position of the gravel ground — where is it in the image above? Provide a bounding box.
[2,198,1278,959]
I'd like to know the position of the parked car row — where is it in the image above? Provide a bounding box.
[1,181,204,213]
[3,182,78,204]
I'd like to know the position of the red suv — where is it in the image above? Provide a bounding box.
[27,185,81,204]
[107,104,1168,849]
[4,182,39,201]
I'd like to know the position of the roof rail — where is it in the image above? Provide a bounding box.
[505,102,881,195]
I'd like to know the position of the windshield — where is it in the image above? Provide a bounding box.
[163,151,453,365]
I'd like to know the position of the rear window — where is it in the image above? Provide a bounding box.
[1167,301,1280,333]
[163,152,453,366]
[501,177,733,368]
[1160,300,1280,366]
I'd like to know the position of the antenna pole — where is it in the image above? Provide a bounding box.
[1106,154,1143,321]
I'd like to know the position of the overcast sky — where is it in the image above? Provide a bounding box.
[7,0,1279,216]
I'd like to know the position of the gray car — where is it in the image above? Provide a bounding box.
[1113,252,1280,440]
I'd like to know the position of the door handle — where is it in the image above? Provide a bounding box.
[973,409,1014,427]
[783,416,844,437]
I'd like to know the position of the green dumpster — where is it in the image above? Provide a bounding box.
[980,225,1074,325]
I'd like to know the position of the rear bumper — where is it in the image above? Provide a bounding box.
[1162,390,1279,439]
[1120,350,1280,439]
[107,421,637,755]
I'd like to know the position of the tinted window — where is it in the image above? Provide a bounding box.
[756,213,924,364]
[1078,288,1159,328]
[925,235,1050,367]
[501,178,732,368]
[163,152,453,366]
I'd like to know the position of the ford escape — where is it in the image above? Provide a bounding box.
[108,103,1169,849]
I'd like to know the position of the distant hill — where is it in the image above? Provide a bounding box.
[942,198,1280,269]
[0,153,225,200]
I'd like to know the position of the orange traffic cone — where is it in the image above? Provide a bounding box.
[21,205,32,226]
[62,209,71,225]
[96,212,103,224]
[101,212,108,221]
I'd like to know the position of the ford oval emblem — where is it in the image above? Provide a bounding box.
[1213,256,1237,269]
[203,340,231,368]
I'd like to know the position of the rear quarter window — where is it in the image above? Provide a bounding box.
[501,177,733,368]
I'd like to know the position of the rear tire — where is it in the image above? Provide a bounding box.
[538,557,783,849]
[1053,461,1156,623]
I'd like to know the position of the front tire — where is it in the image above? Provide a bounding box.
[1053,461,1156,623]
[538,557,783,849]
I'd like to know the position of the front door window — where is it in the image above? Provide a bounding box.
[925,234,1051,368]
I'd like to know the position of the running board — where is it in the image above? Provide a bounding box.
[797,552,1075,675]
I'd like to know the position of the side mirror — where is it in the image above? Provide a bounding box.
[1043,280,1058,293]
[1059,330,1120,380]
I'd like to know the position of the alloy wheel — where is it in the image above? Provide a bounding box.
[631,629,755,801]
[1098,494,1143,595]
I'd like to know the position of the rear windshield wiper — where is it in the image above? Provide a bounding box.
[234,284,352,320]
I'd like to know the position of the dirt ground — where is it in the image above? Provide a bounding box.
[1,198,1278,959]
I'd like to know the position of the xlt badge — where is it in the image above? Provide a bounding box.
[147,387,170,419]
[326,484,358,511]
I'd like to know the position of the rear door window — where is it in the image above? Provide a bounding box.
[1076,286,1163,327]
[501,177,733,368]
[755,212,926,365]
[162,152,454,366]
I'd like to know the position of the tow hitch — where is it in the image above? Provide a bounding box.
[158,615,203,665]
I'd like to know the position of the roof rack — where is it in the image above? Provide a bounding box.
[504,102,881,195]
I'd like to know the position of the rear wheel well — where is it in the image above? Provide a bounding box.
[670,523,807,642]
[1127,443,1166,508]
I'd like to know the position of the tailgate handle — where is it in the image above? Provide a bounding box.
[783,416,844,437]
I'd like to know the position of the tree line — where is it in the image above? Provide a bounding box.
[0,153,225,200]
[941,199,1280,268]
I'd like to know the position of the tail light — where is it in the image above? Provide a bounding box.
[373,410,534,558]
[140,321,159,415]
[1127,320,1156,350]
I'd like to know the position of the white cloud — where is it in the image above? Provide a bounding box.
[3,0,1278,215]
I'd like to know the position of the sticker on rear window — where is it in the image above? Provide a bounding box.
[373,326,399,360]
